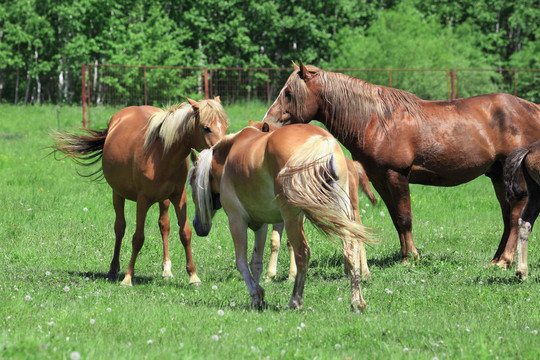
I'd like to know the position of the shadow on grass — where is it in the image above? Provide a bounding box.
[68,270,157,286]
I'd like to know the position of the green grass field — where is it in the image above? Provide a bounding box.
[1,103,539,359]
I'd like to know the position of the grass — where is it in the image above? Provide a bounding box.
[0,103,539,359]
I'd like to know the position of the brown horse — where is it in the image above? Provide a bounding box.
[189,123,375,310]
[504,140,540,279]
[247,120,377,281]
[263,61,540,267]
[50,98,229,285]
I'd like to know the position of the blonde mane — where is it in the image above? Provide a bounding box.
[287,66,424,142]
[143,100,229,153]
[189,148,214,228]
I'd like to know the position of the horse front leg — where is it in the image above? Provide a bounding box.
[343,238,367,311]
[515,178,540,279]
[374,172,418,263]
[250,224,269,283]
[172,190,201,285]
[158,200,173,280]
[106,192,126,281]
[265,223,285,281]
[121,197,152,286]
[229,217,265,308]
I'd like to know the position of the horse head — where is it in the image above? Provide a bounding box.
[263,61,322,128]
[187,96,229,151]
[189,150,222,236]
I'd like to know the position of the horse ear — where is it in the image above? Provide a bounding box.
[292,60,299,71]
[190,149,199,163]
[187,97,199,110]
[214,96,221,104]
[249,119,255,126]
[298,60,312,80]
[262,123,270,132]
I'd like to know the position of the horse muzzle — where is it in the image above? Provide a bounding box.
[193,215,212,237]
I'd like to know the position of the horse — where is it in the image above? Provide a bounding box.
[189,123,375,310]
[50,97,229,286]
[504,140,540,279]
[263,61,540,268]
[247,120,377,281]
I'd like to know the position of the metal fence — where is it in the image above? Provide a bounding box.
[82,64,539,127]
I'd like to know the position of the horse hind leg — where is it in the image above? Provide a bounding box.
[516,169,540,279]
[121,198,152,286]
[283,213,310,310]
[344,238,367,311]
[172,191,201,285]
[250,224,269,284]
[158,200,173,280]
[265,223,285,281]
[106,192,126,281]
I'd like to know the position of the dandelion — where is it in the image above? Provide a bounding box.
[147,339,153,345]
[63,286,70,292]
[337,297,343,302]
[257,327,263,332]
[45,271,51,276]
[217,310,224,316]
[466,329,470,333]
[335,344,342,349]
[361,209,366,214]
[83,207,88,212]
[212,285,218,290]
[218,246,222,250]
[380,211,385,216]
[47,321,54,326]
[403,347,409,352]
[107,307,112,312]
[211,335,219,341]
[385,288,393,294]
[25,295,32,301]
[160,328,166,334]
[90,318,95,324]
[300,323,306,328]
[70,351,81,360]
[532,330,538,335]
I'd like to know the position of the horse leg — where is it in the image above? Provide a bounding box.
[374,172,418,263]
[229,217,265,308]
[171,190,201,285]
[283,213,310,310]
[515,172,540,279]
[351,190,370,279]
[487,165,525,268]
[106,192,126,281]
[121,198,151,286]
[250,224,269,284]
[343,238,367,311]
[286,237,297,280]
[158,200,173,280]
[265,223,284,281]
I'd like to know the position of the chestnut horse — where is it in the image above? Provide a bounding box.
[504,140,540,279]
[247,121,377,281]
[50,98,229,285]
[263,62,540,267]
[189,124,375,310]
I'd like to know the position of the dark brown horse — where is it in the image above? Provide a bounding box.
[263,62,540,267]
[51,98,229,285]
[504,140,540,279]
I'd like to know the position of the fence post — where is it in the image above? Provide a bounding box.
[204,68,209,99]
[144,66,148,105]
[388,69,392,88]
[451,69,456,100]
[82,64,87,128]
[266,69,270,106]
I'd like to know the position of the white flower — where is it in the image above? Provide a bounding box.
[90,318,95,324]
[212,285,218,290]
[107,307,112,312]
[25,295,32,301]
[147,340,153,345]
[63,286,70,292]
[300,323,306,328]
[337,297,343,302]
[380,211,385,216]
[257,327,262,332]
[403,347,409,352]
[217,310,224,316]
[83,207,88,212]
[70,351,81,360]
[160,328,166,334]
[212,335,219,341]
[532,330,538,335]
[47,321,54,326]
[334,344,342,349]
[385,288,393,294]
[45,271,51,276]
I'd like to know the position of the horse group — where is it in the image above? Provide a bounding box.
[51,62,540,310]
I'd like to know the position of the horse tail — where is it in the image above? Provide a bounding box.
[504,146,530,202]
[278,135,375,244]
[351,160,377,205]
[49,127,108,180]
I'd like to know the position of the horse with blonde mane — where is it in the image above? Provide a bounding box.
[189,123,375,310]
[504,139,540,279]
[50,97,229,286]
[247,120,377,281]
[263,61,540,268]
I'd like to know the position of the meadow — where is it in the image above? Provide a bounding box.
[0,103,539,359]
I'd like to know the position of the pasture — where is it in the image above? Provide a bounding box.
[0,103,539,359]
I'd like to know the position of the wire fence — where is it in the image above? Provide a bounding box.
[82,64,539,127]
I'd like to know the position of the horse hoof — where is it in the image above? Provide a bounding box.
[351,300,367,312]
[189,274,202,286]
[162,271,174,280]
[516,270,528,280]
[105,273,118,281]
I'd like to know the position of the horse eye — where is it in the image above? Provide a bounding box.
[285,91,292,100]
[203,125,211,133]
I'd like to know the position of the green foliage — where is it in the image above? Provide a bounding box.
[1,104,540,359]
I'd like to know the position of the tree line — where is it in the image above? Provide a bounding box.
[0,0,537,105]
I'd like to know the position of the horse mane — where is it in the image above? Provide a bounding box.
[288,65,424,142]
[144,100,229,153]
[189,148,214,227]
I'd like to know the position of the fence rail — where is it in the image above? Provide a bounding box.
[82,64,539,128]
